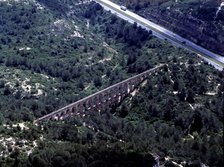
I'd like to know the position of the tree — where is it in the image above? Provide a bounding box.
[0,113,5,125]
[3,85,11,95]
[78,80,85,90]
[94,76,102,88]
[190,110,203,133]
[198,84,207,95]
[127,54,136,65]
[186,89,195,103]
[15,91,21,99]
[0,80,5,88]
[178,88,186,101]
[173,80,179,91]
[61,70,70,82]
[119,104,129,118]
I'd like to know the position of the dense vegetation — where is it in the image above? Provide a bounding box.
[0,0,181,123]
[0,0,223,167]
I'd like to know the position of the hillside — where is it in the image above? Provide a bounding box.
[112,0,224,56]
[0,0,223,166]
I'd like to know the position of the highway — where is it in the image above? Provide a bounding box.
[93,0,224,71]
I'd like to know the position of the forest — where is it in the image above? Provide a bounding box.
[0,0,223,166]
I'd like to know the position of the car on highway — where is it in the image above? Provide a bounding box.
[120,5,127,11]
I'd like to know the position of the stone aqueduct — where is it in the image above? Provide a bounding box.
[34,64,165,123]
